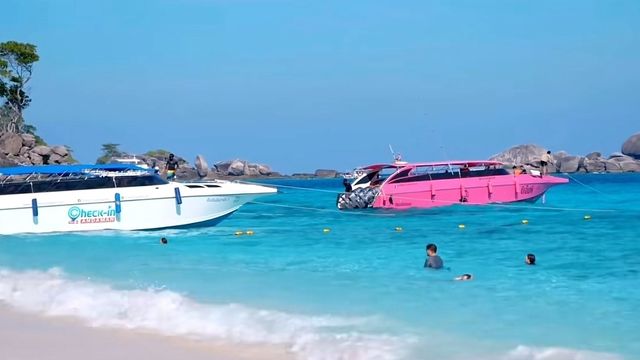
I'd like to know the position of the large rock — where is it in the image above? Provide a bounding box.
[214,161,232,174]
[245,164,261,177]
[49,153,65,164]
[20,133,36,148]
[605,160,623,172]
[558,156,581,173]
[620,161,640,172]
[0,132,24,155]
[51,146,69,157]
[228,159,246,176]
[608,152,627,159]
[0,152,18,167]
[622,132,640,159]
[584,159,606,173]
[28,152,44,165]
[194,155,209,178]
[585,152,602,160]
[314,169,338,178]
[257,164,271,176]
[490,144,548,166]
[176,167,197,179]
[31,145,52,156]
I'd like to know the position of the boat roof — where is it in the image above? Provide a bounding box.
[0,164,151,176]
[362,160,503,171]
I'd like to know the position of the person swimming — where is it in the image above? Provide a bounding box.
[454,274,473,281]
[525,253,536,265]
[160,237,168,245]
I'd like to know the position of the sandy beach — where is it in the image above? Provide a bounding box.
[0,305,292,360]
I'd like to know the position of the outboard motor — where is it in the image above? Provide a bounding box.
[337,187,380,210]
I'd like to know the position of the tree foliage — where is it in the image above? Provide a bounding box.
[144,149,172,159]
[96,143,124,164]
[0,41,39,133]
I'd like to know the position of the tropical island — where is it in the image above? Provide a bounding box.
[2,40,639,178]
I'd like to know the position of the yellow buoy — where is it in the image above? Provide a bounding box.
[245,230,255,235]
[522,219,529,225]
[458,224,465,229]
[323,228,331,233]
[234,231,244,236]
[584,215,592,220]
[395,227,403,232]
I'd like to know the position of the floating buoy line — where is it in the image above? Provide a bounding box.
[217,177,640,236]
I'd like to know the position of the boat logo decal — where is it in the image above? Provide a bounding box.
[520,184,534,195]
[68,206,117,224]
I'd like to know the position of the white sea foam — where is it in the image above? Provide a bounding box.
[501,345,623,360]
[0,267,412,360]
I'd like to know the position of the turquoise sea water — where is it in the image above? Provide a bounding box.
[1,174,639,360]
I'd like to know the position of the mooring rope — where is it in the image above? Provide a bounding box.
[239,180,620,213]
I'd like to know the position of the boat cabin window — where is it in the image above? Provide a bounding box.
[114,175,167,188]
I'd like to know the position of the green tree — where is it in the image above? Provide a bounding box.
[96,143,124,164]
[144,149,172,159]
[0,41,40,133]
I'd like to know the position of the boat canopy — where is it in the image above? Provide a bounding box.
[0,164,151,176]
[363,160,502,170]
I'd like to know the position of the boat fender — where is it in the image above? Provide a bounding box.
[114,193,122,214]
[174,187,183,205]
[31,198,38,217]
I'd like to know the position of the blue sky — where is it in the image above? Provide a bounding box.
[2,0,639,173]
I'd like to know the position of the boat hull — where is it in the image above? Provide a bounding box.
[372,174,567,209]
[0,181,276,235]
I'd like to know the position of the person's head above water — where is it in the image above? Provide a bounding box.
[455,274,473,281]
[160,237,168,245]
[525,253,536,265]
[426,243,438,256]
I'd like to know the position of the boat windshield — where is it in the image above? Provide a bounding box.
[0,173,168,195]
[353,167,400,186]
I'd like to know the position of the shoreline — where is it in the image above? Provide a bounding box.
[0,304,293,360]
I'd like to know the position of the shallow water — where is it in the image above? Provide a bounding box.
[1,174,639,359]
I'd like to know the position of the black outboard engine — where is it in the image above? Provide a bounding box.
[337,187,380,210]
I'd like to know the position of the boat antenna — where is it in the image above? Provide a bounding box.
[389,144,403,163]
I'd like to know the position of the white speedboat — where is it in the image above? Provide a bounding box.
[0,164,276,234]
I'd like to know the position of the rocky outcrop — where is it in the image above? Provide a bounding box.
[314,169,338,178]
[0,132,75,167]
[558,156,581,173]
[622,133,640,159]
[212,159,273,177]
[490,144,547,167]
[492,133,640,173]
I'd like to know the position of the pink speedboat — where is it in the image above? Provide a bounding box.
[337,161,568,210]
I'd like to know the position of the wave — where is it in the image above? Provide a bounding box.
[500,345,623,360]
[0,267,412,360]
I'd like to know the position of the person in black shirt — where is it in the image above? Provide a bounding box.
[424,243,444,269]
[342,178,352,193]
[165,153,179,181]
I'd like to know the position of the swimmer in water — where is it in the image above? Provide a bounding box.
[454,274,473,281]
[160,237,168,245]
[525,253,536,265]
